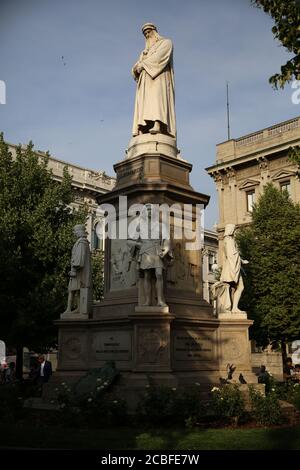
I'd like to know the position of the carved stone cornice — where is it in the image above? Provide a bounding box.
[225,166,236,179]
[256,156,269,171]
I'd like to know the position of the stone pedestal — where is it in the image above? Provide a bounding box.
[55,135,257,405]
[130,307,174,372]
[126,134,180,160]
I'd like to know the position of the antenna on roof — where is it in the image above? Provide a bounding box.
[226,81,231,140]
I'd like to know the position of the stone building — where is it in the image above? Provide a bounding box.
[7,142,116,250]
[206,115,300,263]
[206,115,300,378]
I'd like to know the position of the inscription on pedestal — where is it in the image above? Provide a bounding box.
[174,330,213,361]
[93,331,132,361]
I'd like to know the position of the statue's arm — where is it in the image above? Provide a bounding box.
[71,242,86,271]
[132,52,144,81]
[141,39,173,79]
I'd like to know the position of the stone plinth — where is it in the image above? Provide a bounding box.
[218,311,248,320]
[55,141,257,407]
[126,134,180,160]
[55,309,257,394]
[60,312,88,320]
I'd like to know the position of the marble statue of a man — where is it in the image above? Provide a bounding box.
[132,23,176,137]
[64,224,92,315]
[218,224,248,313]
[128,205,173,307]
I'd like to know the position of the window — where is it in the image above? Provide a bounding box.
[246,190,255,212]
[280,180,291,195]
[208,253,215,273]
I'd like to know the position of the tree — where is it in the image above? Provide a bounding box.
[92,250,104,301]
[251,0,300,88]
[0,134,86,376]
[289,144,300,168]
[237,183,300,362]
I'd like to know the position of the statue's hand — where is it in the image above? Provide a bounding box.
[159,249,168,258]
[242,259,249,265]
[69,269,77,277]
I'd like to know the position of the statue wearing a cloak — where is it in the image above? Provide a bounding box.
[64,224,92,316]
[132,23,176,138]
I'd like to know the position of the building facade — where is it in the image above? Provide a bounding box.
[206,116,300,377]
[206,115,300,262]
[7,142,116,250]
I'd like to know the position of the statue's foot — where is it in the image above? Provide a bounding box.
[157,301,167,307]
[232,308,242,313]
[62,309,71,315]
[70,308,79,314]
[141,301,150,306]
[149,122,160,134]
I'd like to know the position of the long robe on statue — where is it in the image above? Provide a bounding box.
[132,38,176,137]
[68,237,91,291]
[220,225,241,284]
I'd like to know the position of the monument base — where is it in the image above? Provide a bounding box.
[126,134,180,160]
[218,311,248,320]
[60,312,89,320]
[55,304,257,409]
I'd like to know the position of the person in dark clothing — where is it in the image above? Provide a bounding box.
[283,357,295,381]
[37,355,52,383]
[36,355,52,396]
[257,365,271,393]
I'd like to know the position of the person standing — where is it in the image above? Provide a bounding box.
[37,354,52,384]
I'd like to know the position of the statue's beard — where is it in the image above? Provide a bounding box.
[145,31,161,50]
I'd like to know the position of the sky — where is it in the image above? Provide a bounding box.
[0,0,299,229]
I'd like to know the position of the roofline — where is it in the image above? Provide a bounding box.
[216,115,300,147]
[6,140,116,181]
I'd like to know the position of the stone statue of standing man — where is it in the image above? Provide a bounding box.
[62,224,92,318]
[212,224,248,315]
[132,23,176,137]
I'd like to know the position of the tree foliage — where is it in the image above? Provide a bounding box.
[0,134,86,351]
[251,0,300,88]
[237,183,300,348]
[289,145,300,168]
[92,250,104,301]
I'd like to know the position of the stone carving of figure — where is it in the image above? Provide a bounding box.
[212,224,248,313]
[129,205,173,307]
[132,23,176,137]
[64,224,92,315]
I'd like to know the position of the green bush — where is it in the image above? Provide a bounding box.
[290,383,300,410]
[210,385,246,422]
[277,382,300,411]
[54,381,128,427]
[249,386,284,426]
[0,383,25,423]
[136,381,204,427]
[136,383,177,425]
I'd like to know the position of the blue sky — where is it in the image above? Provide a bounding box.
[0,0,299,228]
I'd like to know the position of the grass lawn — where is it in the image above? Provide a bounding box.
[0,424,300,450]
